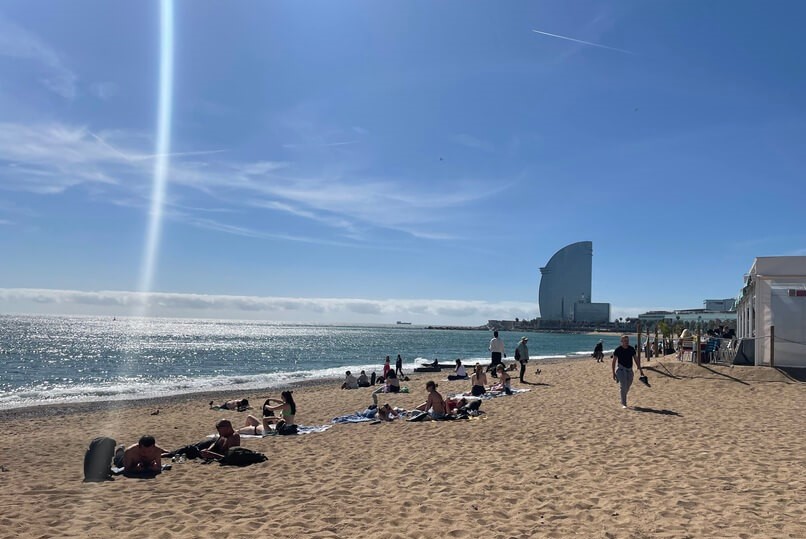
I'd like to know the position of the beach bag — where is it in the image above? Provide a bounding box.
[219,447,268,467]
[275,421,298,436]
[84,436,117,482]
[515,349,520,361]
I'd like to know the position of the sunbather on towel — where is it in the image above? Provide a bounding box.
[416,381,449,420]
[210,398,249,411]
[378,403,398,421]
[200,419,240,460]
[236,414,276,436]
[490,365,513,395]
[123,435,167,473]
[470,364,488,397]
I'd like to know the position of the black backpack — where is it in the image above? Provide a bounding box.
[84,437,117,482]
[219,447,268,467]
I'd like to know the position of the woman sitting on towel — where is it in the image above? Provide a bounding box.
[372,370,400,405]
[470,364,488,397]
[491,364,513,395]
[447,358,468,380]
[262,391,297,434]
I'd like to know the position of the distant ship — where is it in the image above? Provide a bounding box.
[396,321,412,325]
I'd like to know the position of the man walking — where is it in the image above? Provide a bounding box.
[488,330,505,378]
[516,336,529,383]
[611,335,643,409]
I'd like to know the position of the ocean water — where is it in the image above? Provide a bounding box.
[0,315,625,409]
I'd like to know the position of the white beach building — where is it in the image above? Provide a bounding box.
[737,256,806,368]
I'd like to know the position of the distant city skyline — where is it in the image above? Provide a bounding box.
[1,1,803,324]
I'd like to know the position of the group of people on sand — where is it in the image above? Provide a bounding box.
[119,391,299,474]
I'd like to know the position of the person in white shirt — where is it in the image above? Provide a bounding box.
[487,330,506,378]
[448,358,468,380]
[341,370,359,390]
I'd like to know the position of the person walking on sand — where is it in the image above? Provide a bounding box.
[593,340,604,362]
[611,335,643,409]
[515,336,529,383]
[488,331,506,378]
[395,354,404,377]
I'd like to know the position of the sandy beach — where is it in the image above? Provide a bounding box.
[1,356,804,539]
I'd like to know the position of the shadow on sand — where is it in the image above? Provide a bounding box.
[631,406,682,417]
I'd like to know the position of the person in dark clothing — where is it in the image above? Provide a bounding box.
[395,354,404,377]
[611,335,643,408]
[593,340,604,362]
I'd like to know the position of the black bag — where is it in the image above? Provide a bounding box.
[219,447,268,467]
[275,421,298,436]
[84,436,117,482]
[514,349,521,361]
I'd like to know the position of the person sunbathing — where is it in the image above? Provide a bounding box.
[210,398,249,411]
[199,419,240,460]
[123,435,167,473]
[418,381,448,420]
[470,364,488,397]
[378,403,398,421]
[491,364,513,394]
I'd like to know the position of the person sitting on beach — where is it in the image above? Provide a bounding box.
[491,364,513,395]
[210,398,249,411]
[370,371,377,386]
[341,370,359,390]
[445,396,468,415]
[199,419,240,460]
[357,370,370,387]
[263,391,297,435]
[371,369,400,405]
[447,358,468,380]
[470,364,488,397]
[416,381,448,420]
[123,435,167,473]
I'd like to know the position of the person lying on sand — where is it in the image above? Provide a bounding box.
[209,398,249,411]
[199,419,240,460]
[123,435,167,473]
[378,403,398,421]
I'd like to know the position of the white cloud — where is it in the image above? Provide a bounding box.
[0,288,538,324]
[0,15,78,99]
[0,121,510,242]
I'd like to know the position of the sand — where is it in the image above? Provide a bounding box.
[1,356,804,539]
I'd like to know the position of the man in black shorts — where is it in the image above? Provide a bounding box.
[611,335,643,409]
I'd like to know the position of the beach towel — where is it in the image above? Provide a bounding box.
[217,425,332,439]
[331,409,378,424]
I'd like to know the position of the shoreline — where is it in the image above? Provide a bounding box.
[0,354,592,418]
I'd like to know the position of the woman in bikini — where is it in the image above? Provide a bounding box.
[493,364,513,395]
[263,391,297,435]
[470,363,488,397]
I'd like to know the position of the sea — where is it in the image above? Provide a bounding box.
[0,315,625,410]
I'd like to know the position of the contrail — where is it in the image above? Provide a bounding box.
[532,28,634,55]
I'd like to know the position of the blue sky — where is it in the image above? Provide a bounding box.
[0,0,804,324]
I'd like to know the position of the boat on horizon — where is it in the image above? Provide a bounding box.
[396,321,412,325]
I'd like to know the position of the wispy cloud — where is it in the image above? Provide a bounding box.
[0,15,78,98]
[532,28,634,55]
[0,121,509,242]
[0,288,538,323]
